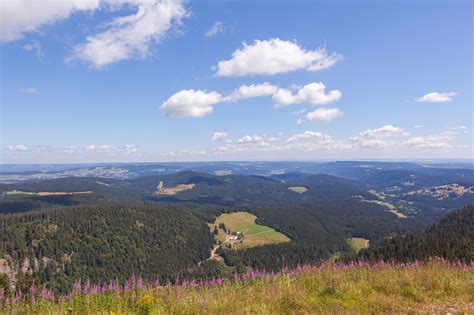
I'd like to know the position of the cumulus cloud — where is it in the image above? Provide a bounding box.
[224,82,279,102]
[303,107,343,122]
[160,89,222,117]
[350,125,410,149]
[205,21,224,37]
[414,125,425,129]
[403,131,457,148]
[215,38,342,77]
[19,87,40,95]
[84,144,136,153]
[8,144,28,151]
[448,125,468,133]
[212,131,348,154]
[162,81,342,119]
[285,131,332,143]
[358,125,409,138]
[157,125,468,159]
[1,1,188,68]
[0,0,100,42]
[211,132,228,141]
[291,109,307,116]
[241,127,460,152]
[417,92,457,103]
[272,82,341,107]
[70,0,187,69]
[237,135,264,143]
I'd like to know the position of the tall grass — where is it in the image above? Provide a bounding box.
[1,259,473,314]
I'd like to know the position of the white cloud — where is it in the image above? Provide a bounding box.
[350,125,409,149]
[285,131,332,143]
[211,132,228,141]
[448,125,468,132]
[414,125,425,129]
[214,131,349,154]
[8,144,28,151]
[307,51,342,71]
[417,92,457,103]
[0,0,100,42]
[70,0,187,69]
[291,109,307,116]
[83,144,138,154]
[403,131,457,148]
[162,81,342,119]
[22,40,44,57]
[358,125,409,138]
[304,107,343,122]
[205,21,224,37]
[2,1,188,68]
[237,135,264,143]
[224,82,279,102]
[19,87,40,95]
[160,89,222,117]
[208,126,464,156]
[215,38,342,77]
[272,82,341,107]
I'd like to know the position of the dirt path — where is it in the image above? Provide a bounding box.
[198,244,220,265]
[208,244,220,260]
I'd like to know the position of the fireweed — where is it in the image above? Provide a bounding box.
[0,258,472,313]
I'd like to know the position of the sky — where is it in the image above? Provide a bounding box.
[0,0,472,163]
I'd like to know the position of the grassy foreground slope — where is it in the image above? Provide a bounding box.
[1,260,472,314]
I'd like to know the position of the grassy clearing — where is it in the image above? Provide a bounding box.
[155,181,195,195]
[212,212,290,249]
[288,186,308,193]
[389,209,407,218]
[349,237,369,252]
[2,261,472,314]
[361,199,407,219]
[207,222,227,243]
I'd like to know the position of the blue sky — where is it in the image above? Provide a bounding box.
[1,0,472,163]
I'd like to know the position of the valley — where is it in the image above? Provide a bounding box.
[1,1,472,312]
[0,161,473,303]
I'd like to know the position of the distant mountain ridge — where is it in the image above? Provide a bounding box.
[1,161,472,184]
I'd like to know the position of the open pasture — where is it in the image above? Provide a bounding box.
[212,212,290,249]
[288,186,308,193]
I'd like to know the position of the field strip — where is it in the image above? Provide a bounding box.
[248,229,275,237]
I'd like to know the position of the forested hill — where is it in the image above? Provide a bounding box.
[359,205,474,262]
[0,205,214,292]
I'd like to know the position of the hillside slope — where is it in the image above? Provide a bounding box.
[360,205,474,262]
[0,205,214,292]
